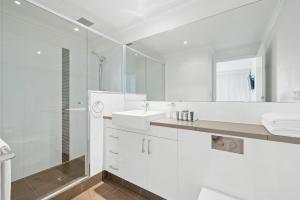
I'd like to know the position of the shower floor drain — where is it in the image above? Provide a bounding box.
[57,176,65,182]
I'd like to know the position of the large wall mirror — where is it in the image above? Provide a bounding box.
[126,0,300,102]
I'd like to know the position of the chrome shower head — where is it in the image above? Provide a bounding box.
[91,51,106,63]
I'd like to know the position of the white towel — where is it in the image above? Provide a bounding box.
[262,113,300,128]
[0,139,12,200]
[198,187,240,200]
[262,120,300,138]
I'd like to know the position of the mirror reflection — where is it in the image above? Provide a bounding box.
[126,48,165,101]
[126,0,299,102]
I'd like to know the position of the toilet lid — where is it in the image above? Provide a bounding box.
[198,188,239,200]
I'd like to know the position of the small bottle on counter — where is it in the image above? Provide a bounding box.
[176,111,197,122]
[182,110,189,121]
[190,112,194,122]
[169,102,176,119]
[176,111,180,120]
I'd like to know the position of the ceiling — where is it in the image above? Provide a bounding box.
[131,0,279,58]
[30,0,262,43]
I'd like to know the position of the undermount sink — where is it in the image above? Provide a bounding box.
[112,110,165,130]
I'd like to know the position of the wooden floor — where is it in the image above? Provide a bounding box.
[72,180,148,200]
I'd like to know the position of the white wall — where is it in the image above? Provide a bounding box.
[265,0,300,102]
[88,91,124,176]
[163,43,261,102]
[125,101,300,124]
[146,59,165,101]
[126,50,147,95]
[165,47,213,102]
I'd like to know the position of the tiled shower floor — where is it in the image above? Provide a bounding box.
[11,157,85,200]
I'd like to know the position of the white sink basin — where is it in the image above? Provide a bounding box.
[112,110,165,130]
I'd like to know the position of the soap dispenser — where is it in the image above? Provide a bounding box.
[168,102,176,119]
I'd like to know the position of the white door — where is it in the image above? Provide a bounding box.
[147,136,178,200]
[118,130,148,189]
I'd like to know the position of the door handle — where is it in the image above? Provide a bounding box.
[142,138,146,153]
[148,139,151,155]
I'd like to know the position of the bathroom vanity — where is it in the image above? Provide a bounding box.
[104,118,178,200]
[103,115,300,200]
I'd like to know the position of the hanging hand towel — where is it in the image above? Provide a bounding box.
[0,139,12,200]
[262,120,300,138]
[262,113,300,128]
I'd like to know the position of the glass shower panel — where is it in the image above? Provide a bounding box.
[126,49,147,96]
[0,1,2,164]
[146,59,165,101]
[88,31,123,92]
[1,0,88,199]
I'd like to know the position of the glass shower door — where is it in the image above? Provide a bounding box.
[1,0,88,199]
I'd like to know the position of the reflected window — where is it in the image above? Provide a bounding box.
[216,57,263,102]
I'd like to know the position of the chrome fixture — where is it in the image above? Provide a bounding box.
[142,102,150,112]
[91,51,106,90]
[0,146,15,163]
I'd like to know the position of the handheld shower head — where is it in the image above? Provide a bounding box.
[91,51,106,90]
[91,51,106,63]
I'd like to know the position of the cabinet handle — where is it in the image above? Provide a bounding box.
[109,135,119,139]
[148,139,151,155]
[109,165,119,171]
[142,138,146,153]
[109,150,119,155]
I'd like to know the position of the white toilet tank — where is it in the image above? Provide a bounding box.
[198,188,240,200]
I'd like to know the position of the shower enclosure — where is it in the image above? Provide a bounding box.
[125,47,165,101]
[0,0,122,199]
[89,34,123,92]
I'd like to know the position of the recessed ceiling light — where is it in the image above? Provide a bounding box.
[36,51,41,55]
[73,27,80,32]
[183,41,188,45]
[14,0,21,5]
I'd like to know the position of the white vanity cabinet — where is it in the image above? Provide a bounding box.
[104,123,178,200]
[146,134,178,200]
[118,130,148,189]
[178,129,300,200]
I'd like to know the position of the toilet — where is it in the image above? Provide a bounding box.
[198,188,240,200]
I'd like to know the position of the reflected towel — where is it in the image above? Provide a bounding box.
[0,139,11,200]
[262,119,300,138]
[262,113,300,128]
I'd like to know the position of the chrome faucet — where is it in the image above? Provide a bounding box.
[142,102,150,112]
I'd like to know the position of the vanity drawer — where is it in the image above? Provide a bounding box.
[106,127,120,138]
[106,135,119,152]
[105,127,120,175]
[104,119,121,130]
[148,126,178,140]
[105,128,120,149]
[105,156,119,174]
